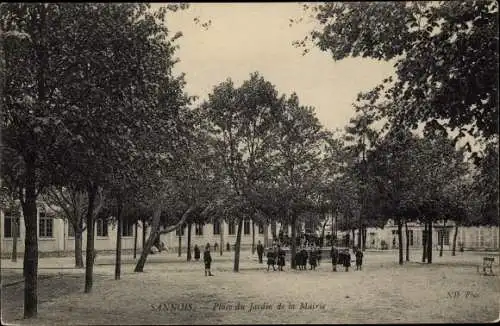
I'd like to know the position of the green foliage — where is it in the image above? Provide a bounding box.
[302,1,499,140]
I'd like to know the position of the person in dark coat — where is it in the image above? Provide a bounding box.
[277,245,285,271]
[301,247,308,270]
[330,246,339,272]
[267,245,276,271]
[342,249,351,272]
[257,240,264,264]
[194,244,201,261]
[309,245,318,270]
[316,245,322,266]
[214,242,218,253]
[203,243,214,276]
[355,247,364,270]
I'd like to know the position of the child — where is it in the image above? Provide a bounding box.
[342,249,351,272]
[295,249,303,270]
[277,245,286,271]
[267,246,276,271]
[203,243,214,276]
[309,245,318,270]
[301,247,308,270]
[330,246,339,272]
[355,247,363,271]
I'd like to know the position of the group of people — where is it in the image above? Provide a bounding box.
[256,240,364,272]
[295,245,322,270]
[330,246,364,272]
[264,243,287,271]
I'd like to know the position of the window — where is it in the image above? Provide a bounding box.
[213,221,221,235]
[228,222,236,235]
[438,229,450,246]
[258,223,264,234]
[408,230,414,246]
[4,213,20,238]
[244,220,250,235]
[175,225,185,236]
[195,224,203,236]
[39,215,53,238]
[96,219,108,237]
[68,224,75,237]
[392,230,398,235]
[122,220,134,237]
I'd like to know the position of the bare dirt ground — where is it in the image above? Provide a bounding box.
[2,249,499,325]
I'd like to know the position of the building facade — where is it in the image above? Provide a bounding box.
[1,207,498,257]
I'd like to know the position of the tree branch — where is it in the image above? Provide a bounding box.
[159,204,197,235]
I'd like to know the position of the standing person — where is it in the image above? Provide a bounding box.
[301,246,308,270]
[309,245,318,270]
[267,245,276,271]
[355,247,364,271]
[330,246,339,272]
[256,240,264,264]
[277,245,285,271]
[194,244,201,261]
[214,242,218,254]
[203,243,214,276]
[342,249,351,272]
[316,245,322,266]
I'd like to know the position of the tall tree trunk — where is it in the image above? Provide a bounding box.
[233,218,244,272]
[178,231,182,257]
[187,222,192,261]
[264,221,269,248]
[12,218,17,262]
[452,224,459,256]
[133,221,138,259]
[427,221,433,264]
[362,227,367,251]
[142,219,146,251]
[251,220,256,255]
[84,183,98,293]
[405,220,410,262]
[439,219,446,257]
[397,218,403,265]
[22,155,38,318]
[74,227,84,268]
[271,221,277,241]
[291,215,297,269]
[357,228,362,249]
[422,222,428,263]
[351,229,355,249]
[114,200,123,281]
[135,205,194,272]
[220,220,224,256]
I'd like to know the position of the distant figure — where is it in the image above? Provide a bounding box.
[355,247,363,271]
[203,243,214,276]
[226,242,231,252]
[342,249,351,272]
[316,246,322,266]
[194,244,201,261]
[330,246,339,272]
[277,245,285,271]
[309,245,318,270]
[300,247,308,270]
[257,240,264,264]
[267,246,276,271]
[214,242,218,253]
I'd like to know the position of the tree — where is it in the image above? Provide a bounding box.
[41,186,104,268]
[2,4,192,310]
[202,72,283,272]
[300,1,499,141]
[274,93,329,268]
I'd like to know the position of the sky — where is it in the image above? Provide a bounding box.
[156,3,396,133]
